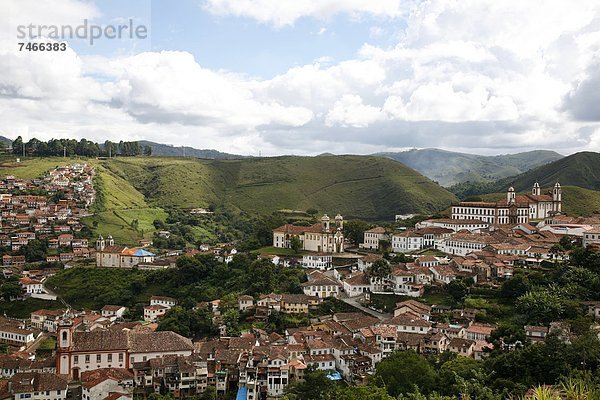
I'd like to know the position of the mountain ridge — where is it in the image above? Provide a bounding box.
[376,148,563,187]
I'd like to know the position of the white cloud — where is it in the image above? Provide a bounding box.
[2,0,600,157]
[325,94,384,127]
[202,0,411,27]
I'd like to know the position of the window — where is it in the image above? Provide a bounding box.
[85,355,90,363]
[74,356,78,364]
[108,354,112,362]
[118,353,124,362]
[96,354,101,363]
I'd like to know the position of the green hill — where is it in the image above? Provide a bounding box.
[377,148,563,187]
[0,155,457,242]
[488,152,600,192]
[102,155,458,219]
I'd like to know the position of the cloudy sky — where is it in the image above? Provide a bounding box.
[1,0,599,156]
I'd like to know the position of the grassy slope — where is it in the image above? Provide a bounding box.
[481,186,600,216]
[1,155,458,239]
[491,152,600,192]
[0,157,167,245]
[106,156,458,219]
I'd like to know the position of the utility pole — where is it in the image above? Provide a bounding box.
[63,146,66,158]
[22,142,25,157]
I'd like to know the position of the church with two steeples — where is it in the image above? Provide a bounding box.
[272,214,345,253]
[452,182,562,225]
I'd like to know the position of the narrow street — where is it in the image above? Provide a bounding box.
[338,293,393,320]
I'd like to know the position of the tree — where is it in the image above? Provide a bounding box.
[306,208,318,217]
[489,323,526,350]
[367,259,392,280]
[371,350,437,396]
[285,368,334,400]
[447,279,469,304]
[1,281,22,300]
[199,386,217,400]
[18,239,48,262]
[500,273,530,298]
[324,385,395,400]
[143,145,152,156]
[12,136,23,155]
[516,286,567,325]
[549,244,565,262]
[290,236,302,254]
[379,239,391,253]
[344,220,369,245]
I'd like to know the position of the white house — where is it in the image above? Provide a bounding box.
[301,271,340,298]
[342,272,371,297]
[143,305,169,322]
[416,219,489,233]
[360,227,390,250]
[19,277,44,294]
[81,368,134,400]
[150,296,177,308]
[9,373,68,400]
[302,254,332,270]
[238,295,254,311]
[101,305,127,319]
[582,227,600,247]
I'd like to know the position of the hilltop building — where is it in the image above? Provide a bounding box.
[273,214,345,253]
[451,183,562,225]
[95,235,155,268]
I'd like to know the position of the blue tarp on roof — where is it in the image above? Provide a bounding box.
[236,386,248,400]
[326,370,343,381]
[133,249,155,257]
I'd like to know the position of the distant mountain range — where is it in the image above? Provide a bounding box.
[0,136,12,146]
[375,148,563,187]
[139,140,246,160]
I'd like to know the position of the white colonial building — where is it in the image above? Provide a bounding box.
[452,183,562,225]
[360,227,390,250]
[301,254,333,270]
[583,227,600,248]
[273,214,344,253]
[57,318,193,379]
[391,227,453,253]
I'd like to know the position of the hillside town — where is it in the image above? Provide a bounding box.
[0,164,599,400]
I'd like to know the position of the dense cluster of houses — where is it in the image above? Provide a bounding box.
[0,297,500,400]
[0,164,96,269]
